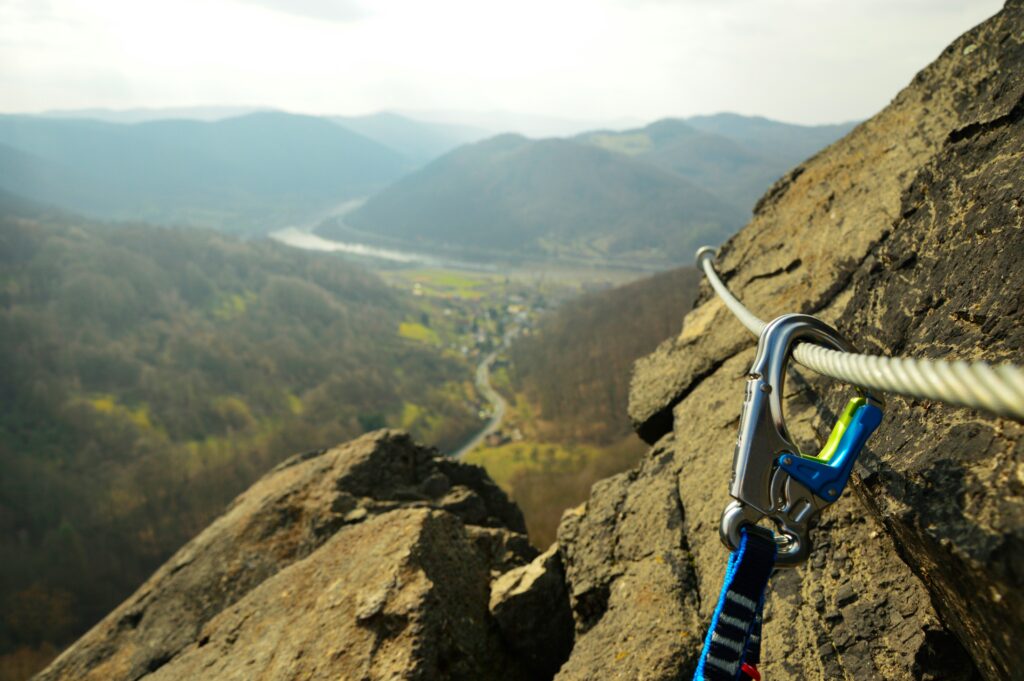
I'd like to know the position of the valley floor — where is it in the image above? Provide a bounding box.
[360,261,652,549]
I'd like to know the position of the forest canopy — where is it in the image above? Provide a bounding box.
[510,265,701,444]
[0,195,480,663]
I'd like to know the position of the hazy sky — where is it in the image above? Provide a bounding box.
[0,0,1004,127]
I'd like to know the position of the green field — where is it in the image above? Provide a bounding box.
[398,321,441,345]
[464,440,601,489]
[464,435,646,547]
[385,268,500,299]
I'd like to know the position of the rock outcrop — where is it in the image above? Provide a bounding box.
[490,545,574,678]
[610,3,1021,679]
[629,2,1023,447]
[36,431,560,681]
[37,4,1022,681]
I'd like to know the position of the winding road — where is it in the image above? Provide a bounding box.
[451,351,508,459]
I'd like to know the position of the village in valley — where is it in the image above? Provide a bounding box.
[380,267,546,447]
[379,265,638,453]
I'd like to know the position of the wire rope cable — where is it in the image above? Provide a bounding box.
[695,247,1024,421]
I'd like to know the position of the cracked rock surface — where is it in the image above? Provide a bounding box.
[599,3,1021,680]
[832,66,1024,678]
[628,1,1024,445]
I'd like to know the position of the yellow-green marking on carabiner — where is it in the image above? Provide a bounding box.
[807,397,867,462]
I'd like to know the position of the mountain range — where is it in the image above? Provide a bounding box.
[578,114,854,212]
[0,108,854,263]
[329,133,747,266]
[327,114,854,266]
[0,112,413,233]
[0,111,492,233]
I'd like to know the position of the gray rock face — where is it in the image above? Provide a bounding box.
[597,4,1022,680]
[35,430,535,681]
[628,3,1024,446]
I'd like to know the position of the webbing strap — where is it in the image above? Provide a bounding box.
[693,528,776,681]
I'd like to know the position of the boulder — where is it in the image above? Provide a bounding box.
[146,509,527,681]
[36,430,535,681]
[489,544,574,678]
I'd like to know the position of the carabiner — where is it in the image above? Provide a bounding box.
[719,313,884,567]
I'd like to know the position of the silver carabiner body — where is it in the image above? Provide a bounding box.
[719,313,883,567]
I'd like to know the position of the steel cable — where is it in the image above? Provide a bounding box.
[695,247,1024,421]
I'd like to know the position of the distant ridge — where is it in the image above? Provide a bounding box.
[37,105,271,123]
[331,112,490,166]
[579,113,856,211]
[394,108,645,138]
[329,113,852,266]
[0,111,409,233]
[332,133,747,267]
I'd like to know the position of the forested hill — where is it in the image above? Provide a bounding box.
[333,134,746,267]
[0,112,409,234]
[578,114,855,213]
[469,266,702,546]
[684,113,854,163]
[510,266,701,443]
[0,195,480,668]
[331,114,852,267]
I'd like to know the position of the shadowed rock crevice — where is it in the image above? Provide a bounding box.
[632,347,745,444]
[489,545,575,679]
[741,256,802,286]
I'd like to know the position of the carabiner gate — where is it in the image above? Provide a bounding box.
[719,313,884,567]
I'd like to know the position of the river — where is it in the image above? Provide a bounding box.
[268,226,496,272]
[269,224,513,460]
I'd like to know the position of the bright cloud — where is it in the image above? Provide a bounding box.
[0,0,1004,125]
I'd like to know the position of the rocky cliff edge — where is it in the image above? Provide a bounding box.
[35,431,572,681]
[615,3,1022,679]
